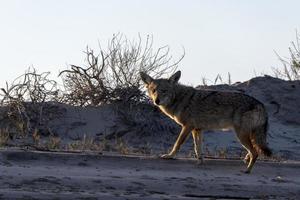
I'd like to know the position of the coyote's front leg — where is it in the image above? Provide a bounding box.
[161,126,192,159]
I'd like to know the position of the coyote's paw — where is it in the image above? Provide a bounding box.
[160,154,175,159]
[241,169,251,174]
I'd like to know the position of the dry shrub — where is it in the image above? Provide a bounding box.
[274,31,300,80]
[0,68,62,137]
[59,34,184,106]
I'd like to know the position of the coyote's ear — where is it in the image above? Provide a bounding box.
[168,70,181,83]
[140,72,153,86]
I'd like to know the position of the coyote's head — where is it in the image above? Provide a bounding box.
[140,71,181,106]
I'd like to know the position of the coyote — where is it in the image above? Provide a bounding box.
[140,70,272,173]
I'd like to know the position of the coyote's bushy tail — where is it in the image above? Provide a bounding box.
[251,105,272,157]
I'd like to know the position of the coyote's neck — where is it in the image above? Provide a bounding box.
[159,84,195,125]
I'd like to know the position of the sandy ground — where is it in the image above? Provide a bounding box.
[0,150,299,200]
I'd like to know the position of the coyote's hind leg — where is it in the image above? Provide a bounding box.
[235,128,258,173]
[192,129,204,164]
[244,152,251,164]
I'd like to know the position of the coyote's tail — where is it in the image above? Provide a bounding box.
[251,105,272,157]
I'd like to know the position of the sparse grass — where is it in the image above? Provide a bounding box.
[67,134,102,152]
[138,142,152,155]
[115,138,131,155]
[130,143,153,155]
[46,136,61,150]
[32,128,40,146]
[188,150,195,158]
[0,128,10,147]
[205,146,212,157]
[201,72,232,86]
[15,121,27,138]
[99,137,115,152]
[217,148,228,159]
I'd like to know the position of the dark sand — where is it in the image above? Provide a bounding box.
[0,150,299,199]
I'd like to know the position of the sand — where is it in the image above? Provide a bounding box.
[0,150,299,199]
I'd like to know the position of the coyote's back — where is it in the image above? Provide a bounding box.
[140,70,272,173]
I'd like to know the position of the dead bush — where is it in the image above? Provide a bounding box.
[274,31,300,80]
[59,33,185,106]
[0,68,62,137]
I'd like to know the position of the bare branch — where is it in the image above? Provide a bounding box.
[0,67,61,136]
[273,31,300,80]
[59,34,185,106]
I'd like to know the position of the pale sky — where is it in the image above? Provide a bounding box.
[0,0,299,86]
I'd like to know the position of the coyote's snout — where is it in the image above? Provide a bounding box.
[140,70,272,173]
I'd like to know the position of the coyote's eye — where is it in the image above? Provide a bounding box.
[152,89,156,93]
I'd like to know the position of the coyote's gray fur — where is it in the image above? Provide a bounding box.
[140,70,272,173]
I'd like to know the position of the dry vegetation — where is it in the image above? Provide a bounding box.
[273,31,300,80]
[59,34,184,106]
[0,68,62,139]
[67,134,102,152]
[0,34,184,152]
